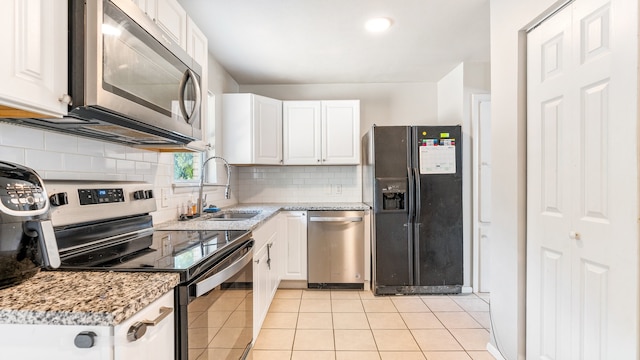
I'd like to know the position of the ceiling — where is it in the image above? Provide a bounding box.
[178,0,490,85]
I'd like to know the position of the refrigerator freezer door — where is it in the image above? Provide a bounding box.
[370,126,414,293]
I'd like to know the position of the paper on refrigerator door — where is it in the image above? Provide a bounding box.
[419,145,456,174]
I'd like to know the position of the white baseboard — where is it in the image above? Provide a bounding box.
[487,342,506,360]
[462,286,473,293]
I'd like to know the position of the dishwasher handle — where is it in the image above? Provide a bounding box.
[309,216,363,223]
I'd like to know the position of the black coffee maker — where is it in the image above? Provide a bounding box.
[0,161,60,289]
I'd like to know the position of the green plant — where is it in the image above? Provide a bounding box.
[174,153,195,181]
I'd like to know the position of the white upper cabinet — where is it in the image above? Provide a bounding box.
[186,17,208,68]
[151,0,187,50]
[222,94,283,165]
[322,100,360,164]
[132,0,187,51]
[186,16,208,142]
[283,101,322,165]
[0,0,68,118]
[283,100,360,165]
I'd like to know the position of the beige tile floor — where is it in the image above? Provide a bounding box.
[249,289,495,360]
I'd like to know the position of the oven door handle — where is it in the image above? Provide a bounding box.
[194,247,253,297]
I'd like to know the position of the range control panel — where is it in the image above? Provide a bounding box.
[78,188,125,205]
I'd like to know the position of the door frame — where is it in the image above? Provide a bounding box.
[471,93,491,293]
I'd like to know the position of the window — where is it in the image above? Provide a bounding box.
[172,91,216,184]
[173,152,202,183]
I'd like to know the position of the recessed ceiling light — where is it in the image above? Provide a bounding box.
[365,17,392,32]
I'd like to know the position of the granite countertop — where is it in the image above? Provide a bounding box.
[156,202,371,231]
[0,271,180,326]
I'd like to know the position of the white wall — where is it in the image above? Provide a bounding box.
[489,1,560,359]
[436,63,491,294]
[437,63,464,125]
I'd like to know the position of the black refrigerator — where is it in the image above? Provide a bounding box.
[362,125,463,295]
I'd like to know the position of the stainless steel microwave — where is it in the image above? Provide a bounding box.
[19,0,203,148]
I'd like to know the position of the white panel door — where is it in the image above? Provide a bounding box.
[283,101,322,165]
[526,0,638,359]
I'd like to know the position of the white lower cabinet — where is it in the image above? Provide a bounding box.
[0,290,174,360]
[252,215,281,340]
[280,211,308,280]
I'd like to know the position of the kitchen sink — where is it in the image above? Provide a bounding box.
[206,211,261,221]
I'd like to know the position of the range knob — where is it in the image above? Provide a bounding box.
[49,192,68,206]
[133,190,154,200]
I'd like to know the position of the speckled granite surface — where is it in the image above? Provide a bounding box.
[156,202,371,231]
[0,271,179,326]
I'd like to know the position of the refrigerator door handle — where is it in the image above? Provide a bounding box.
[407,167,415,220]
[407,166,415,284]
[413,167,421,219]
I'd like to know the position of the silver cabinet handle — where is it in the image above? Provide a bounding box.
[309,216,363,222]
[127,306,173,342]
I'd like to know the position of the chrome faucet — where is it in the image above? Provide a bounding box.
[197,156,231,217]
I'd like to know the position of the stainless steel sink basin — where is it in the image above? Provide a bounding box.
[206,211,261,221]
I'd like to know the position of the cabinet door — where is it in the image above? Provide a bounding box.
[283,101,322,165]
[253,95,283,164]
[253,243,270,340]
[0,0,68,118]
[281,211,308,280]
[0,324,112,359]
[186,16,208,141]
[113,290,174,360]
[322,100,361,164]
[153,0,187,50]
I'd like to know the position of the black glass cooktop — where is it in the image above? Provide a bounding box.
[58,229,251,282]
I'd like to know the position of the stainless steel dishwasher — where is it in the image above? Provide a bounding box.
[307,210,365,289]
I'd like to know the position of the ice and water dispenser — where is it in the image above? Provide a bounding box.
[375,178,406,212]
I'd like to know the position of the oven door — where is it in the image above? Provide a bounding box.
[176,240,253,360]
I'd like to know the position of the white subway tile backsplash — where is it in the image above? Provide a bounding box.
[143,151,158,163]
[78,138,105,157]
[104,143,127,159]
[0,123,45,149]
[45,132,78,153]
[125,149,144,161]
[126,174,145,181]
[237,165,362,203]
[0,146,25,164]
[63,154,93,172]
[135,161,152,174]
[116,159,136,174]
[92,157,117,173]
[25,149,64,172]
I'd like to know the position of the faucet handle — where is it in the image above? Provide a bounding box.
[201,194,208,209]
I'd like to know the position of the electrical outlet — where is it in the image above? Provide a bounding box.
[161,188,169,208]
[334,184,342,194]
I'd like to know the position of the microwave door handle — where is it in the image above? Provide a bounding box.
[178,69,202,125]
